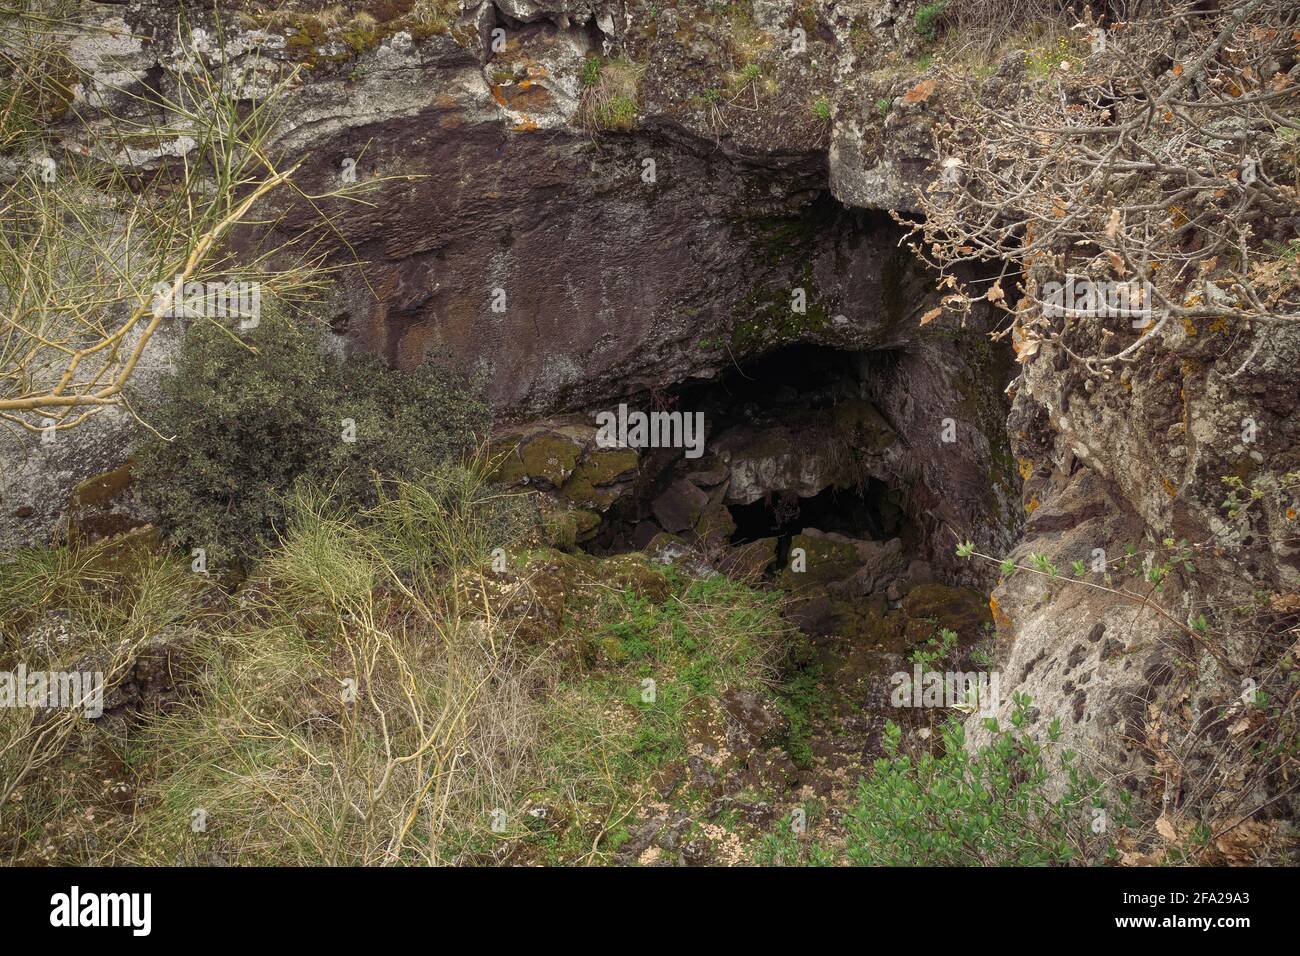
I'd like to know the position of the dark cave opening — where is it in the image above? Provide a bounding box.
[679,343,869,425]
[585,341,930,574]
[727,479,908,545]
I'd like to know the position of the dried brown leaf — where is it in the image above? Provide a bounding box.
[903,79,937,104]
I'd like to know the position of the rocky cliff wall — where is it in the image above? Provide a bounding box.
[5,0,1290,835]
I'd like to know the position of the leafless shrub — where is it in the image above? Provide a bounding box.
[904,0,1299,375]
[0,5,380,435]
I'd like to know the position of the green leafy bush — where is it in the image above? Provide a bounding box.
[579,58,642,131]
[591,95,637,130]
[914,1,949,42]
[135,310,490,568]
[843,695,1105,865]
[750,802,837,866]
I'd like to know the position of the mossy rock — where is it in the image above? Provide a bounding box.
[900,583,992,640]
[831,599,912,654]
[70,461,133,510]
[570,447,639,486]
[559,448,637,509]
[694,501,737,544]
[586,553,672,602]
[485,548,671,661]
[489,548,589,653]
[538,502,602,549]
[68,461,145,546]
[519,433,583,487]
[719,536,778,579]
[541,504,580,550]
[558,479,622,510]
[488,437,530,485]
[776,532,862,591]
[728,267,833,357]
[572,508,602,539]
[643,531,695,566]
[81,524,164,575]
[600,636,629,663]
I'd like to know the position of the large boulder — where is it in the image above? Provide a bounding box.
[964,468,1194,800]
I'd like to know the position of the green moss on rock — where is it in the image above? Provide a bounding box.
[572,448,639,486]
[900,583,992,640]
[70,461,133,511]
[519,433,583,487]
[776,533,861,590]
[560,448,639,508]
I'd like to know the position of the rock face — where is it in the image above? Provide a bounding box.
[3,0,1016,556]
[829,69,936,214]
[7,0,1291,848]
[963,469,1190,796]
[203,0,922,417]
[272,119,922,416]
[714,399,895,506]
[966,313,1300,815]
[1016,323,1300,597]
[970,172,1300,796]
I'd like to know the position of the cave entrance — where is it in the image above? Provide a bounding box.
[684,343,867,422]
[728,479,907,545]
[584,342,930,576]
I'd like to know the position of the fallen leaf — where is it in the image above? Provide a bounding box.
[919,306,943,326]
[1269,592,1300,613]
[1212,820,1282,866]
[1012,327,1040,362]
[1104,207,1121,239]
[1156,814,1179,842]
[903,78,937,104]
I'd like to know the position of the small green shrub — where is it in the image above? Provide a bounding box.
[135,309,490,569]
[750,802,836,866]
[843,695,1106,865]
[914,1,949,43]
[810,97,831,121]
[910,626,958,670]
[774,636,830,768]
[579,58,642,131]
[592,94,637,129]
